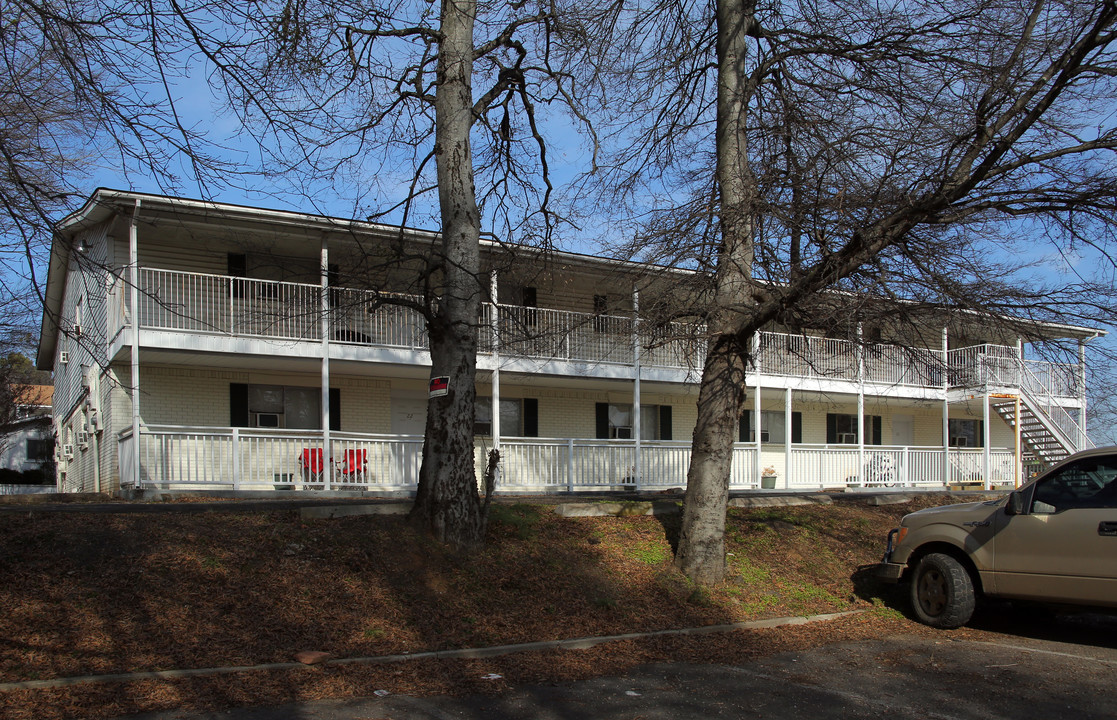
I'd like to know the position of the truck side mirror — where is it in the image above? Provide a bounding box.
[1005,491,1026,516]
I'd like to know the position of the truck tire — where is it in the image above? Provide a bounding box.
[910,552,976,629]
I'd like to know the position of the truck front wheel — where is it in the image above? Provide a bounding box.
[910,552,975,629]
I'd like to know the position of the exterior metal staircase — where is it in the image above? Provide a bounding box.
[991,388,1088,470]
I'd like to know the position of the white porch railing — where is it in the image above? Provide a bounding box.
[119,426,1018,492]
[123,426,424,490]
[498,305,635,366]
[124,268,1084,401]
[946,344,1081,400]
[759,332,945,387]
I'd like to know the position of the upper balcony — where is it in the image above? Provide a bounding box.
[111,268,1083,401]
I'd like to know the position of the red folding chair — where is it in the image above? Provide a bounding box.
[299,448,326,485]
[337,448,367,485]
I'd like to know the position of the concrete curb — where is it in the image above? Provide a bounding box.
[0,611,862,692]
[300,503,411,520]
[555,494,840,516]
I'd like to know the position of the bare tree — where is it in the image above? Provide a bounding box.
[584,0,1117,583]
[169,0,594,547]
[0,0,238,378]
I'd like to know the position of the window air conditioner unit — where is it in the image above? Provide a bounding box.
[62,444,74,459]
[759,431,770,443]
[952,436,969,447]
[254,412,282,428]
[77,432,91,448]
[838,433,857,444]
[60,351,69,364]
[614,426,633,440]
[73,324,82,338]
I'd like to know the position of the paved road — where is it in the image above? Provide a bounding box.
[118,612,1117,720]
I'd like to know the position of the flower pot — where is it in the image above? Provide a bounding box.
[761,476,777,489]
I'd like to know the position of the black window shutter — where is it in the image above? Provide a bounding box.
[230,383,249,427]
[596,403,609,439]
[522,286,537,306]
[329,388,341,431]
[792,412,802,444]
[978,420,984,448]
[740,412,751,443]
[871,415,883,445]
[826,414,838,444]
[524,399,539,437]
[659,405,672,440]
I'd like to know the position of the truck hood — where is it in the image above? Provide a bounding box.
[902,498,1006,528]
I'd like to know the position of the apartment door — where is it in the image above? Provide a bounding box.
[892,415,914,446]
[390,392,427,486]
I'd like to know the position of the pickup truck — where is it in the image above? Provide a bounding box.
[878,446,1117,628]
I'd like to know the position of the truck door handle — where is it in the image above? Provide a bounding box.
[1099,522,1117,537]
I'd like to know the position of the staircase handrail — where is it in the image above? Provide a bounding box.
[1018,363,1093,452]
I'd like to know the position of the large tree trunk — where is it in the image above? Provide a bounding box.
[675,0,757,585]
[408,0,486,549]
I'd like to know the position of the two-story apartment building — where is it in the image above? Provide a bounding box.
[37,189,1101,494]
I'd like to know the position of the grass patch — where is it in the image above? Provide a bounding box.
[488,503,544,540]
[630,540,669,565]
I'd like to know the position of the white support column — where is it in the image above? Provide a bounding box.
[1015,396,1022,487]
[983,390,991,490]
[784,387,792,490]
[129,199,142,490]
[231,427,241,490]
[632,286,642,490]
[490,271,501,485]
[1015,338,1024,486]
[1079,338,1088,449]
[753,332,762,486]
[320,237,331,491]
[857,323,865,485]
[567,438,575,492]
[943,326,950,488]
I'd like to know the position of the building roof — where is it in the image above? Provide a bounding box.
[19,385,53,408]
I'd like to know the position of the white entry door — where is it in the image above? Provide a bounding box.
[391,392,428,435]
[390,392,427,485]
[893,415,914,446]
